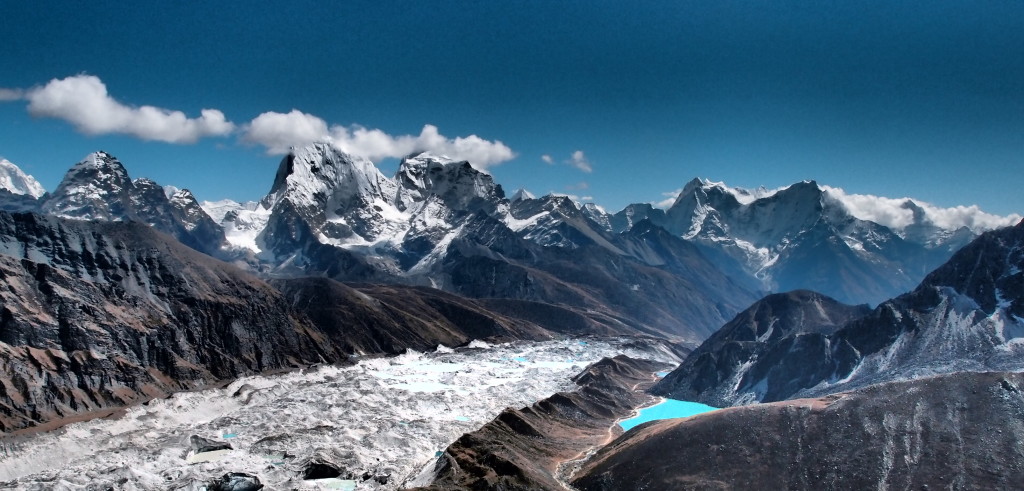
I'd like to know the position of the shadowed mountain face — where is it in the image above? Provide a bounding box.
[653,220,1024,406]
[575,371,1024,491]
[270,279,553,355]
[0,212,554,433]
[652,290,871,406]
[0,211,324,432]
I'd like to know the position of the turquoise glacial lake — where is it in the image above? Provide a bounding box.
[619,399,718,431]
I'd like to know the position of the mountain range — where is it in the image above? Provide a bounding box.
[1,144,1023,491]
[2,147,1016,341]
[653,217,1024,406]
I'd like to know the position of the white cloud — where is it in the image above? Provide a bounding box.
[243,109,329,154]
[653,188,682,209]
[24,75,234,143]
[0,88,24,101]
[567,150,592,173]
[244,110,516,169]
[821,185,1021,232]
[541,154,554,164]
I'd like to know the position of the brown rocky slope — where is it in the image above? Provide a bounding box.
[575,370,1024,490]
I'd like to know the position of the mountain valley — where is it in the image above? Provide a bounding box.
[0,147,1020,490]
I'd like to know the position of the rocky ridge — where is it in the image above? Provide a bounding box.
[575,371,1024,490]
[653,219,1024,405]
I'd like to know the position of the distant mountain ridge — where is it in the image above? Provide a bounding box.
[610,178,997,305]
[1,147,1019,339]
[653,218,1024,405]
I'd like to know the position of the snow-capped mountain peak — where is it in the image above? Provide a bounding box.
[673,177,784,208]
[509,187,535,202]
[263,142,397,211]
[0,158,45,198]
[41,151,134,220]
[395,151,504,212]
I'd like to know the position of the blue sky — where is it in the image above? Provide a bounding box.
[1,0,1022,216]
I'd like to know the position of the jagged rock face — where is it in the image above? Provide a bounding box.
[130,178,225,256]
[39,152,226,255]
[650,178,966,305]
[260,143,400,250]
[509,196,623,252]
[654,221,1024,406]
[395,152,504,214]
[651,290,870,406]
[575,371,1024,491]
[42,151,135,220]
[0,211,330,432]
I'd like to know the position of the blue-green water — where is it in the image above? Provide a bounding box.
[619,399,718,431]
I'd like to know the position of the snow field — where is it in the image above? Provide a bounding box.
[0,337,677,490]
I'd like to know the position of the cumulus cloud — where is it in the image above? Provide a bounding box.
[0,88,24,101]
[567,150,592,173]
[541,154,554,164]
[243,110,516,169]
[653,188,682,209]
[821,185,1021,232]
[23,75,234,143]
[243,109,329,154]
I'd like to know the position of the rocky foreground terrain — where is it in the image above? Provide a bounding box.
[419,355,672,490]
[574,370,1024,490]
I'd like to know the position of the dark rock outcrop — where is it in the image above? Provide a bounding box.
[575,371,1024,490]
[189,435,232,454]
[208,472,263,491]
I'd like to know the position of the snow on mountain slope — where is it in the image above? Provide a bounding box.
[654,220,1024,406]
[508,195,623,253]
[37,151,226,255]
[40,151,134,220]
[509,187,535,201]
[395,152,504,213]
[0,159,45,198]
[202,199,271,252]
[649,177,1017,305]
[0,338,678,490]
